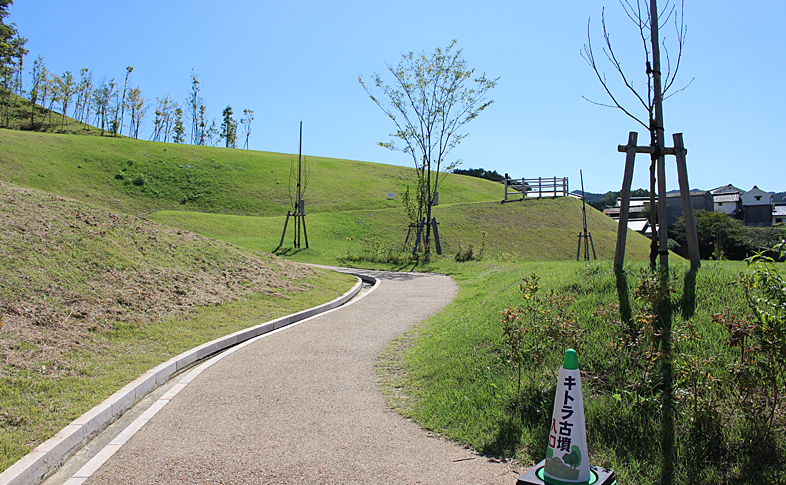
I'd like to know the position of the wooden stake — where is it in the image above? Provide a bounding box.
[673,133,700,269]
[614,132,638,273]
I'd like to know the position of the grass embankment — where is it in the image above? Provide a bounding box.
[379,259,785,484]
[0,129,500,217]
[0,129,653,265]
[0,180,357,471]
[150,196,650,266]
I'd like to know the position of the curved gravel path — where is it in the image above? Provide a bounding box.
[83,269,519,484]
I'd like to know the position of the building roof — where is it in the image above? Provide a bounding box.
[628,219,649,232]
[714,193,740,203]
[666,190,708,198]
[711,184,744,195]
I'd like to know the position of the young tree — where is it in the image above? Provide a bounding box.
[27,55,45,129]
[241,108,253,149]
[582,3,691,482]
[186,68,205,145]
[92,77,114,136]
[55,70,75,133]
[172,106,185,143]
[72,68,92,127]
[582,0,690,268]
[220,105,237,148]
[116,65,132,136]
[359,40,498,254]
[126,86,146,139]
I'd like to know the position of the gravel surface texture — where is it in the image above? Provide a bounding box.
[84,269,520,484]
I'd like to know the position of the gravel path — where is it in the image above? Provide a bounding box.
[83,269,520,484]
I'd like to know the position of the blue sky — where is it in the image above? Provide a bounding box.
[9,0,785,194]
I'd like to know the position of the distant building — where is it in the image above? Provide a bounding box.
[664,190,713,228]
[710,184,744,218]
[773,204,786,226]
[741,186,774,227]
[602,197,653,234]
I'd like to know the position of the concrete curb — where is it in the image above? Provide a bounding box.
[0,273,371,485]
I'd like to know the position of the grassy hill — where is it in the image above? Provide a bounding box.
[0,129,653,263]
[0,129,501,216]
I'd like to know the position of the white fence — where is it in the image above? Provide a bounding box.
[504,176,569,201]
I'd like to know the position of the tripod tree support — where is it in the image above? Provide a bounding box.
[577,169,597,261]
[410,218,443,257]
[614,132,700,272]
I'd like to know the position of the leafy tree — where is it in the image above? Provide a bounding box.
[92,78,115,136]
[360,40,498,255]
[220,105,237,148]
[563,446,582,469]
[0,0,27,126]
[27,55,45,129]
[55,70,75,133]
[590,188,650,211]
[452,167,504,182]
[73,68,93,127]
[126,87,146,139]
[172,106,185,143]
[673,210,747,260]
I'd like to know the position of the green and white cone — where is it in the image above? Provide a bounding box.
[543,349,591,485]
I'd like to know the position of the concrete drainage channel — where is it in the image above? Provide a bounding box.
[1,271,379,485]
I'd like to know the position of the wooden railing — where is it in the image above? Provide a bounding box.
[504,176,569,201]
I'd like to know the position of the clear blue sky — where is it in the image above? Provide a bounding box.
[9,0,785,194]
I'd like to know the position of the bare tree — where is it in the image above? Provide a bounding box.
[582,0,691,268]
[241,108,253,149]
[581,3,692,483]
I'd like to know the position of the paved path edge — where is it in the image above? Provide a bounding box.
[0,273,372,485]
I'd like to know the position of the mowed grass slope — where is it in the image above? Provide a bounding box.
[0,129,653,264]
[151,196,652,265]
[0,129,501,217]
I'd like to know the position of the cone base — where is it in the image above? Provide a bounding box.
[516,460,616,485]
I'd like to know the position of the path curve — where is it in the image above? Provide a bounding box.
[81,268,519,484]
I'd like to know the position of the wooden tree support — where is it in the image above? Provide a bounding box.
[577,169,596,261]
[410,217,443,257]
[276,210,309,251]
[577,233,597,261]
[614,132,700,272]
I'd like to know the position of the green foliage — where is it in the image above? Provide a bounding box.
[671,210,786,261]
[587,188,650,211]
[360,40,498,253]
[384,259,785,484]
[452,167,505,182]
[500,273,584,394]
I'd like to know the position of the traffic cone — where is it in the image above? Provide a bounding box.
[516,349,616,485]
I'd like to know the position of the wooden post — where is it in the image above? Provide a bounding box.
[276,211,291,251]
[412,219,425,257]
[614,132,638,273]
[431,217,442,255]
[673,133,700,269]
